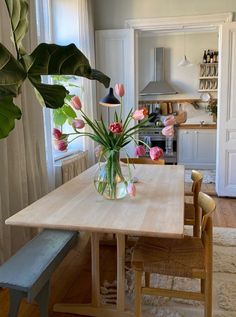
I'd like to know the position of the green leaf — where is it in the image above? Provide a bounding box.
[22,43,110,88]
[53,109,67,126]
[5,0,29,56]
[62,105,76,119]
[28,75,68,109]
[0,96,22,138]
[0,44,26,96]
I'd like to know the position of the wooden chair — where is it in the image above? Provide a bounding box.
[185,170,203,237]
[131,192,216,317]
[120,157,165,165]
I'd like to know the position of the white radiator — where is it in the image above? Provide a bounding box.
[55,151,88,187]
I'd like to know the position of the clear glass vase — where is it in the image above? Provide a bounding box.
[94,151,128,200]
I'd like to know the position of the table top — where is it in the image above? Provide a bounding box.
[6,164,185,238]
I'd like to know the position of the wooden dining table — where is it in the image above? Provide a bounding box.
[6,163,185,317]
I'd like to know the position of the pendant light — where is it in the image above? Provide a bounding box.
[178,31,193,67]
[99,87,120,107]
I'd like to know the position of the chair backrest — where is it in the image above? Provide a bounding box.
[191,170,203,207]
[198,192,216,234]
[120,157,165,165]
[198,192,215,271]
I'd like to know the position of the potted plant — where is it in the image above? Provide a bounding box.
[206,100,217,122]
[0,0,110,139]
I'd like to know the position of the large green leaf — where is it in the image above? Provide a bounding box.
[5,0,29,56]
[0,96,22,138]
[0,44,26,97]
[29,76,69,109]
[22,43,110,87]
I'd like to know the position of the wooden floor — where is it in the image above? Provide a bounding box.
[0,194,236,317]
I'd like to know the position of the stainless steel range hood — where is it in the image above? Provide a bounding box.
[140,47,177,96]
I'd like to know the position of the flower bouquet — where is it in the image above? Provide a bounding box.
[53,84,164,199]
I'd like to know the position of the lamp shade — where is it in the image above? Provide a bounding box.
[178,55,193,67]
[99,87,120,107]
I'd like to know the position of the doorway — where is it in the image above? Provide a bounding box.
[125,13,233,192]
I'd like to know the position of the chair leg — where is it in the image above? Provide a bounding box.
[8,289,25,317]
[35,280,50,317]
[134,270,142,317]
[145,272,150,287]
[204,275,212,317]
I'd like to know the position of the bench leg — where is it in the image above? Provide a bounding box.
[36,280,50,317]
[8,289,25,317]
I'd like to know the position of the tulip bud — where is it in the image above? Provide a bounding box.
[132,108,148,121]
[127,182,136,197]
[72,119,85,129]
[109,122,123,134]
[162,125,174,137]
[135,145,146,157]
[53,139,68,151]
[71,96,82,110]
[149,146,164,160]
[115,83,125,97]
[53,128,62,140]
[164,115,176,127]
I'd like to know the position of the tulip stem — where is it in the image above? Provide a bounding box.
[120,96,123,123]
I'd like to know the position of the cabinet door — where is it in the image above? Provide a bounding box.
[177,130,194,164]
[194,130,216,168]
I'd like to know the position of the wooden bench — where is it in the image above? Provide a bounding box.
[0,229,78,317]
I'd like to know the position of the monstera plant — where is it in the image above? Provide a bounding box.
[0,0,110,139]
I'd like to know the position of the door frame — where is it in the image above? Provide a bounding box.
[125,12,233,191]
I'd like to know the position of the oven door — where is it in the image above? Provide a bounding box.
[139,135,177,164]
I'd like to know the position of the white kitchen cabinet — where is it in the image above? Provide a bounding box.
[177,129,216,169]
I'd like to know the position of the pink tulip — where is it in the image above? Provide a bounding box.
[53,139,68,151]
[162,125,174,137]
[127,182,136,197]
[164,115,176,127]
[149,146,164,160]
[132,108,148,120]
[135,145,146,156]
[109,122,123,134]
[53,128,62,140]
[115,83,125,97]
[72,119,85,129]
[71,96,82,110]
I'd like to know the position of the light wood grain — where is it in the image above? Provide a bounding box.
[6,164,185,238]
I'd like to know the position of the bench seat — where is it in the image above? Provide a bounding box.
[0,229,78,317]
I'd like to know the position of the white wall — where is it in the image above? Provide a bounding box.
[93,0,236,30]
[138,32,218,94]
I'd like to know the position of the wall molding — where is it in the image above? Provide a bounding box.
[125,13,233,33]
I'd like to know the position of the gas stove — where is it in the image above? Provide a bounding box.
[138,125,177,164]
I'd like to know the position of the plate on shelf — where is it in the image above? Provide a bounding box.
[200,92,211,102]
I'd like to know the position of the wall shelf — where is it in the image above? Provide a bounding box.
[199,63,218,91]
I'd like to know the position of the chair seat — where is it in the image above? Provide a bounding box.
[132,236,205,278]
[184,202,195,225]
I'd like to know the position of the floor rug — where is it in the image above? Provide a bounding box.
[101,227,236,317]
[185,169,216,184]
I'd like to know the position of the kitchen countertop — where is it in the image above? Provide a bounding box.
[178,124,217,129]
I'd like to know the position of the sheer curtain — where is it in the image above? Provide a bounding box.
[77,0,97,166]
[0,1,48,263]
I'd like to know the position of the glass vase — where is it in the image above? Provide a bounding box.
[94,151,128,200]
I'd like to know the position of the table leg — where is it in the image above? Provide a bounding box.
[54,232,133,317]
[116,233,125,311]
[91,232,101,307]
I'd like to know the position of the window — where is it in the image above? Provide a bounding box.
[35,0,85,161]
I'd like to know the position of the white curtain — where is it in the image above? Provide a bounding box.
[77,0,97,166]
[0,1,48,263]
